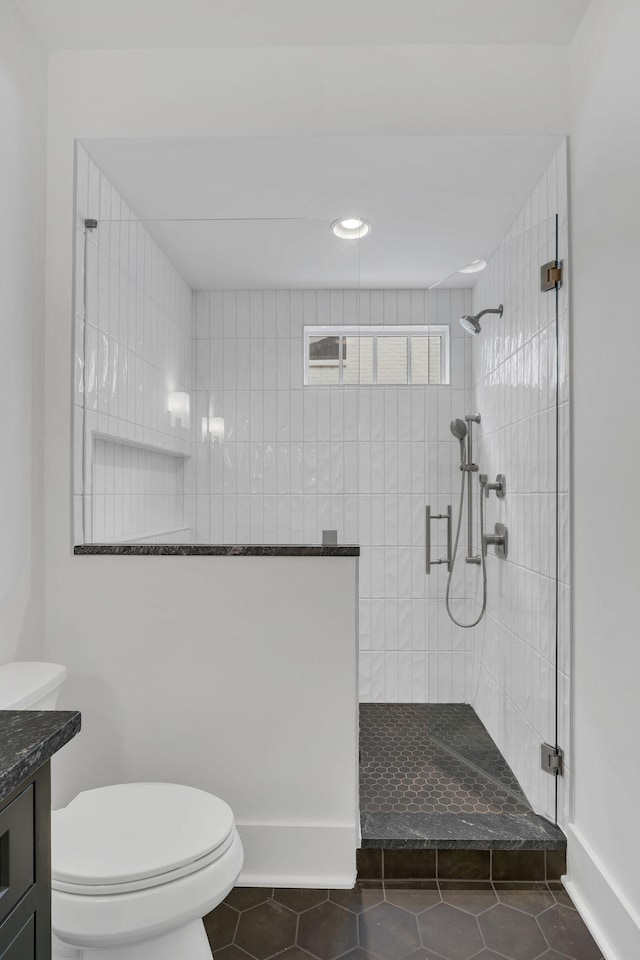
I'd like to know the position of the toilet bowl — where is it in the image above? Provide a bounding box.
[0,663,244,960]
[51,782,243,960]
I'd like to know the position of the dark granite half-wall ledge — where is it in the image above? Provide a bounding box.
[74,543,360,557]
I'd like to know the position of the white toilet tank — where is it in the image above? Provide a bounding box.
[0,662,67,710]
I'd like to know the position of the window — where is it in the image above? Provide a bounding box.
[304,325,449,386]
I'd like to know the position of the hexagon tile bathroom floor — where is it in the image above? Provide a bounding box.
[359,704,566,850]
[204,882,604,960]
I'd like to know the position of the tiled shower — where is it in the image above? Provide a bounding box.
[73,140,569,827]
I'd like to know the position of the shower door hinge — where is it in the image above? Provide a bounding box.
[541,743,564,776]
[541,260,563,291]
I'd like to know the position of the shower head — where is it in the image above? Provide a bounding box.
[450,418,467,464]
[460,315,481,336]
[459,304,504,336]
[450,419,467,441]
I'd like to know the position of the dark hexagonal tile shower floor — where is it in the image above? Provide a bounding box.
[357,703,566,850]
[359,703,529,817]
[204,882,603,960]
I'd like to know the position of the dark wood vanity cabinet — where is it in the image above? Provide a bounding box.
[0,764,51,960]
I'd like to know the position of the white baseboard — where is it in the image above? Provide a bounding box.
[235,821,357,889]
[566,823,640,960]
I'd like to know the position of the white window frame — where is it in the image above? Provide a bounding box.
[303,324,450,386]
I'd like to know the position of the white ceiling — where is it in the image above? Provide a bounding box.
[18,0,590,49]
[83,135,564,290]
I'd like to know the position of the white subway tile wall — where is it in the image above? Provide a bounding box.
[74,145,194,543]
[468,141,570,825]
[191,289,477,702]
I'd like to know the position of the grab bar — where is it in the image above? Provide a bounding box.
[426,505,452,574]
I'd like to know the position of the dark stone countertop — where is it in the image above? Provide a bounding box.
[0,711,81,804]
[74,543,360,557]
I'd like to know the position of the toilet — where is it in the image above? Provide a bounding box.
[0,662,244,960]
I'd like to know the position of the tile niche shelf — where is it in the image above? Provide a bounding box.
[76,427,192,546]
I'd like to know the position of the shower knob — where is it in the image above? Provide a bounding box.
[483,473,506,498]
[482,523,508,559]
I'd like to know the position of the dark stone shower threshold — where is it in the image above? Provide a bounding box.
[361,811,566,850]
[359,703,566,852]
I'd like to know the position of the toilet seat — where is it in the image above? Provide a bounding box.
[52,830,236,896]
[52,782,235,896]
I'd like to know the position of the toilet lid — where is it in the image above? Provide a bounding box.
[51,783,235,888]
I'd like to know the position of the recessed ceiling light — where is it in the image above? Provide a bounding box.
[331,217,371,240]
[459,259,487,274]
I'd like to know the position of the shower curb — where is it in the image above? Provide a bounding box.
[357,845,567,883]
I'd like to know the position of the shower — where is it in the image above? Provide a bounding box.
[444,302,507,626]
[445,410,508,627]
[459,304,503,336]
[445,415,488,628]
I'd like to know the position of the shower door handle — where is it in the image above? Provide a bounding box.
[426,505,452,574]
[426,506,431,575]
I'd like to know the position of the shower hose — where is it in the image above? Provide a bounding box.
[445,450,487,628]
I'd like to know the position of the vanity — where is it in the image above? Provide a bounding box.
[0,711,80,959]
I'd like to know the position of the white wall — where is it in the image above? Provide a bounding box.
[0,1,47,663]
[469,145,570,825]
[192,287,476,703]
[47,46,569,141]
[48,554,359,886]
[73,145,193,545]
[567,2,640,957]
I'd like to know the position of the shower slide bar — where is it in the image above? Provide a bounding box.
[425,505,452,575]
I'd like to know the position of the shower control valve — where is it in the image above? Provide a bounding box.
[483,523,508,560]
[479,473,506,498]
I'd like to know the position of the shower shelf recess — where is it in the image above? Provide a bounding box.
[88,526,193,546]
[89,429,191,459]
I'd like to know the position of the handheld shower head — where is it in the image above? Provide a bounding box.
[450,418,468,463]
[450,418,467,441]
[459,304,504,336]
